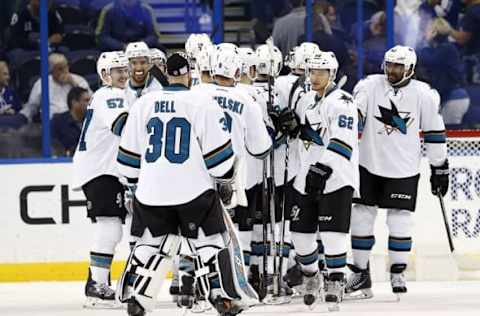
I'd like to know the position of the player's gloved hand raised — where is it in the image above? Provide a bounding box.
[269,107,299,137]
[430,160,449,197]
[305,163,332,197]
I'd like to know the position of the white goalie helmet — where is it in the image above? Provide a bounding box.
[211,44,242,81]
[307,51,339,83]
[383,45,417,86]
[293,42,321,70]
[195,43,215,72]
[238,47,257,80]
[150,48,166,64]
[185,33,212,60]
[97,51,129,85]
[125,41,151,61]
[255,44,283,77]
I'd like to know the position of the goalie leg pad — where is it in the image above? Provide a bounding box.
[116,234,181,310]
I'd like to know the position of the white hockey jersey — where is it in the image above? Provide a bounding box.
[125,75,163,107]
[354,74,447,178]
[254,80,299,186]
[117,85,235,206]
[199,83,273,196]
[236,82,272,189]
[294,89,359,195]
[72,86,129,190]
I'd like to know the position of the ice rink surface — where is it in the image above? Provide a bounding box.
[1,281,479,316]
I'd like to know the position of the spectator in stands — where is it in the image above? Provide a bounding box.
[418,18,470,126]
[272,0,306,56]
[297,12,351,79]
[419,0,460,28]
[51,86,90,155]
[0,61,27,130]
[363,11,387,75]
[20,53,91,122]
[8,0,64,51]
[95,0,162,51]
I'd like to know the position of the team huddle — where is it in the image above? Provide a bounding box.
[71,34,450,316]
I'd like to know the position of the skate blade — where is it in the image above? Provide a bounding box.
[343,288,373,300]
[327,302,340,312]
[83,297,122,309]
[394,293,405,302]
[191,301,212,313]
[263,295,291,305]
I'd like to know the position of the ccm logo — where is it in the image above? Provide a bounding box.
[390,193,411,200]
[318,216,332,222]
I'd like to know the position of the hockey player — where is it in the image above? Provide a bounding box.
[252,43,299,302]
[345,45,449,299]
[125,41,163,106]
[149,48,169,87]
[72,51,130,308]
[207,44,273,273]
[185,33,212,86]
[116,53,252,316]
[290,51,359,309]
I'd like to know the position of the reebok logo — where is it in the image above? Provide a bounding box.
[390,193,411,200]
[318,216,332,222]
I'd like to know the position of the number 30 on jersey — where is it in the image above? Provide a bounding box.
[145,117,191,164]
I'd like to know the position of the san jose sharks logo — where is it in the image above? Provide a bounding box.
[340,94,354,105]
[375,99,413,135]
[301,116,325,150]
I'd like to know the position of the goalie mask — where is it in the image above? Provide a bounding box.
[255,44,283,77]
[383,45,417,87]
[97,51,129,86]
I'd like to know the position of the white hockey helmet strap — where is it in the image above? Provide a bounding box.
[383,45,417,86]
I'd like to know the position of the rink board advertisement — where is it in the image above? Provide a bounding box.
[0,162,130,281]
[1,154,480,282]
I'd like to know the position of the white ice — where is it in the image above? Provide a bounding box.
[1,281,479,316]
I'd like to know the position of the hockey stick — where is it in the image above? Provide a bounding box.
[437,190,455,253]
[266,37,279,297]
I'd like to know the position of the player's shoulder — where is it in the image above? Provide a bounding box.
[91,86,120,102]
[409,79,440,103]
[354,74,384,90]
[325,89,357,111]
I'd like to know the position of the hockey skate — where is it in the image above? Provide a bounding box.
[390,264,407,301]
[302,271,322,309]
[84,281,120,309]
[209,289,246,316]
[170,273,180,303]
[344,264,373,300]
[324,272,346,312]
[263,278,292,305]
[127,298,145,316]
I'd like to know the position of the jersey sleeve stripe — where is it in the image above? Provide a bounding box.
[111,112,128,136]
[117,146,141,168]
[423,130,446,143]
[326,138,352,160]
[247,145,272,160]
[204,140,234,170]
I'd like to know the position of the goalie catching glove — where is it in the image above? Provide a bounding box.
[305,163,332,198]
[430,159,449,197]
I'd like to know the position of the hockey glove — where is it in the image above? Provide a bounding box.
[430,160,449,197]
[305,163,332,197]
[269,107,299,136]
[216,181,234,206]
